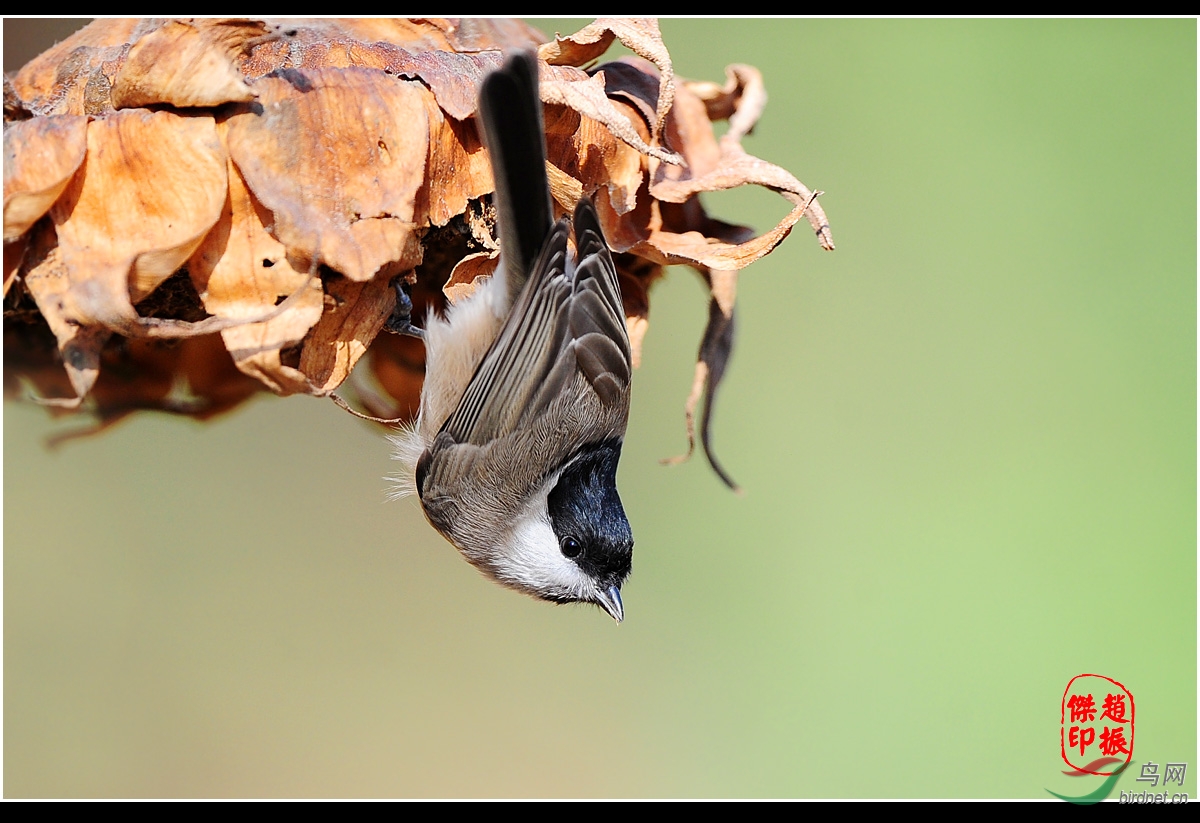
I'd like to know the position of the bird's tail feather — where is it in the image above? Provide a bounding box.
[477,50,554,308]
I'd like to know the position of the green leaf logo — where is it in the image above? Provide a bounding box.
[1046,760,1130,804]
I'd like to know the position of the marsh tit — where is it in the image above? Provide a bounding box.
[390,51,634,622]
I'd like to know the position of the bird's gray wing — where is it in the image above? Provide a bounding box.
[441,218,572,446]
[441,198,631,448]
[539,197,631,411]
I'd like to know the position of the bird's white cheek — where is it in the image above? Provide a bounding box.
[501,511,591,599]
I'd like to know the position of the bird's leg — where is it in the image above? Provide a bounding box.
[384,277,425,340]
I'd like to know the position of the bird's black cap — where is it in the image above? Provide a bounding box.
[546,440,633,589]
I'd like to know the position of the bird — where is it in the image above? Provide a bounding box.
[389,50,634,623]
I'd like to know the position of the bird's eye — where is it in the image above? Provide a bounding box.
[560,536,582,558]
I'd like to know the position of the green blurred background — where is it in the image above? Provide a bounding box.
[3,18,1195,798]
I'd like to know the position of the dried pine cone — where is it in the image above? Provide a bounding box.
[3,17,833,480]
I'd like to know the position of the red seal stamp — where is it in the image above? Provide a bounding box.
[1061,674,1135,775]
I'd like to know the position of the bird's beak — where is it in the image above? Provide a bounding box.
[595,584,624,623]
